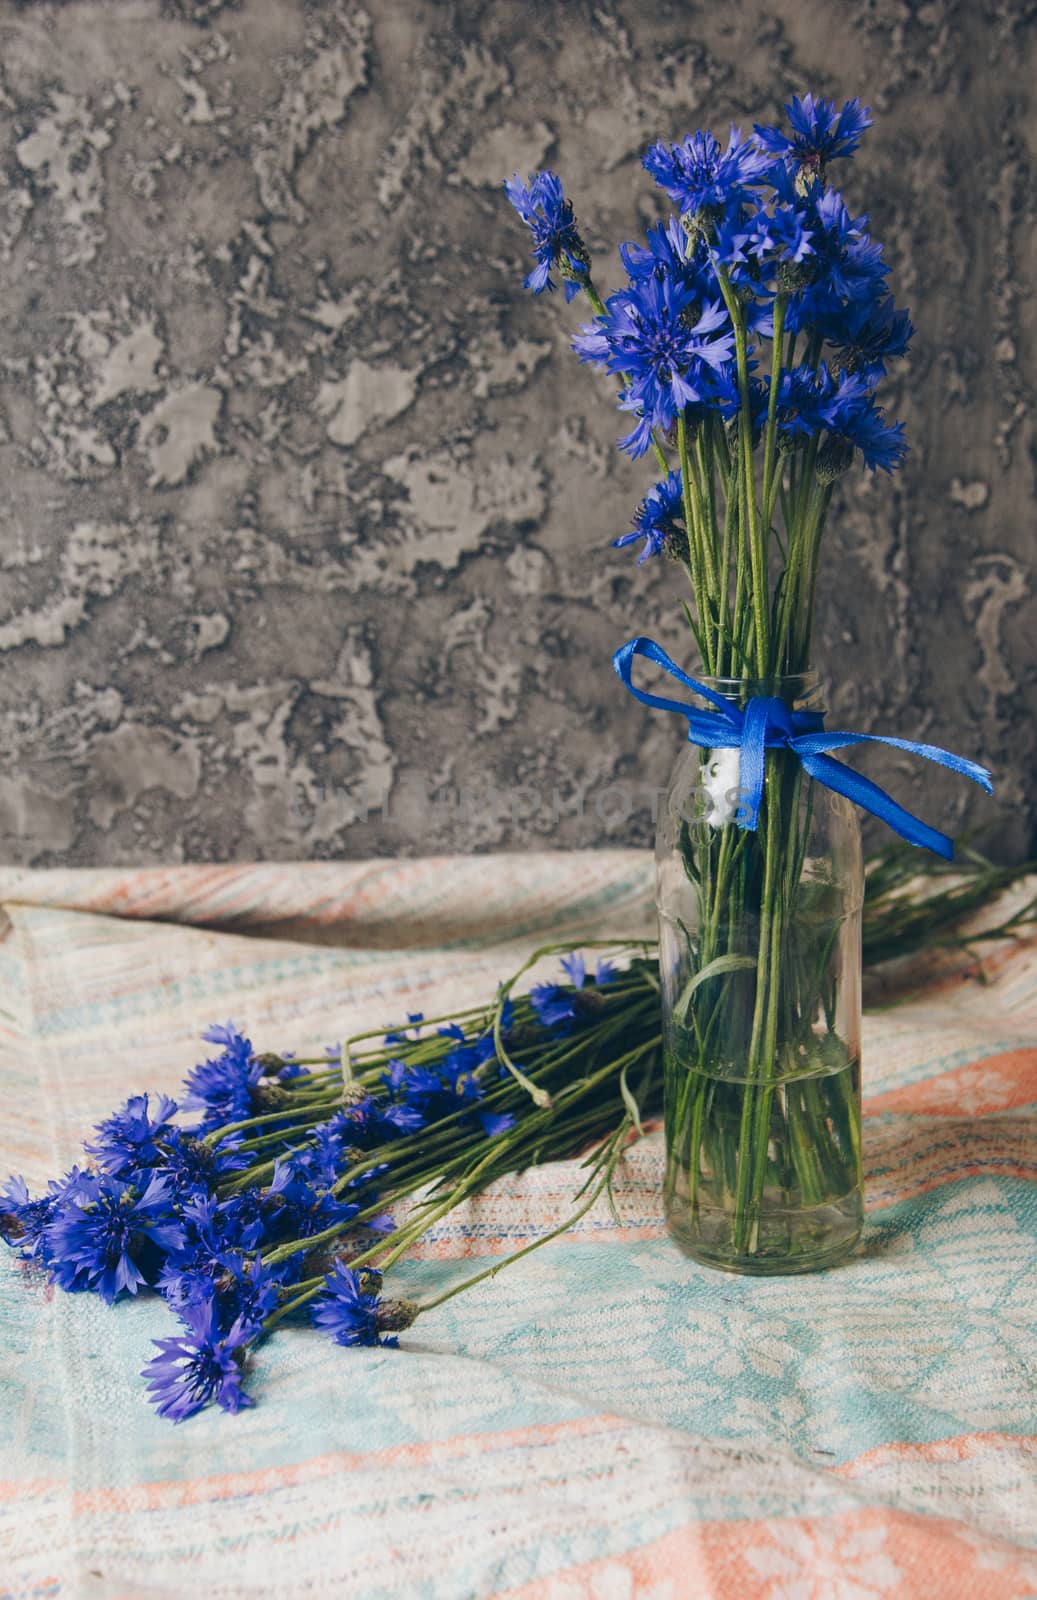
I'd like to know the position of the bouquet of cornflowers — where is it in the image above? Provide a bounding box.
[507,94,909,648]
[505,94,993,1269]
[0,949,660,1420]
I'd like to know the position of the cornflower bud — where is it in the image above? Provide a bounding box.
[377,1298,420,1333]
[777,259,815,293]
[815,436,855,482]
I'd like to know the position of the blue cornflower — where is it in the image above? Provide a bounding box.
[166,1189,267,1265]
[755,94,872,175]
[143,1298,256,1422]
[529,982,576,1029]
[530,977,580,1030]
[620,217,684,280]
[158,1242,294,1328]
[264,1163,360,1239]
[561,952,587,988]
[289,1119,350,1188]
[310,1263,383,1346]
[182,1022,264,1131]
[377,1100,427,1137]
[405,1047,470,1109]
[380,1041,511,1142]
[721,196,814,268]
[812,190,886,301]
[618,219,720,307]
[821,294,913,380]
[505,170,590,300]
[530,952,617,1032]
[157,1259,222,1314]
[479,1111,516,1138]
[614,470,685,564]
[438,1043,516,1136]
[437,1047,485,1103]
[223,1253,285,1323]
[642,127,771,221]
[771,363,846,441]
[153,1128,249,1200]
[334,1093,390,1151]
[180,1191,266,1258]
[575,275,734,457]
[44,1172,186,1304]
[339,1092,378,1143]
[465,1096,515,1138]
[383,1012,425,1046]
[387,1055,440,1102]
[785,188,888,332]
[0,1168,95,1266]
[0,1174,55,1261]
[311,1263,415,1348]
[765,202,816,266]
[361,1210,396,1234]
[202,1021,255,1060]
[86,1093,179,1178]
[467,1031,498,1069]
[154,1190,275,1320]
[381,1058,434,1101]
[711,203,760,270]
[168,1248,286,1322]
[336,1150,389,1194]
[564,953,618,989]
[213,1190,268,1250]
[823,389,907,474]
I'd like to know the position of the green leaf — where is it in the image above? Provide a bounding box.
[673,954,756,1027]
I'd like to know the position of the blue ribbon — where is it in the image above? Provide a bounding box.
[613,637,993,860]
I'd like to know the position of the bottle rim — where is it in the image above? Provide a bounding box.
[694,669,821,700]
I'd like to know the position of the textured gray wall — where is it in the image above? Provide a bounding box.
[0,0,1033,867]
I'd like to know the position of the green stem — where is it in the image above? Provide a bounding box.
[716,267,768,676]
[715,442,739,678]
[797,483,835,667]
[202,1094,344,1147]
[761,293,788,537]
[695,430,721,605]
[262,1290,320,1334]
[677,412,715,672]
[415,1136,624,1317]
[733,765,784,1254]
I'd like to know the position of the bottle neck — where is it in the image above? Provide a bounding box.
[695,671,823,714]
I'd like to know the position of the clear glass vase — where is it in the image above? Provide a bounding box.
[656,672,864,1274]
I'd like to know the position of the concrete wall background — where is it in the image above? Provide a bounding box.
[0,0,1032,866]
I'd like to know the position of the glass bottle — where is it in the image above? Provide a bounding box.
[656,672,864,1274]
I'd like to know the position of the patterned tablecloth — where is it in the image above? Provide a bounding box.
[1,852,1035,1600]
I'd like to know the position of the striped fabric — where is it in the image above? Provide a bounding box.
[1,852,1035,1599]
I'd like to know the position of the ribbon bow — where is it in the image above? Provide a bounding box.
[613,637,993,860]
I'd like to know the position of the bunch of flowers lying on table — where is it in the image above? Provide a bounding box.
[2,944,659,1421]
[1,846,1032,1422]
